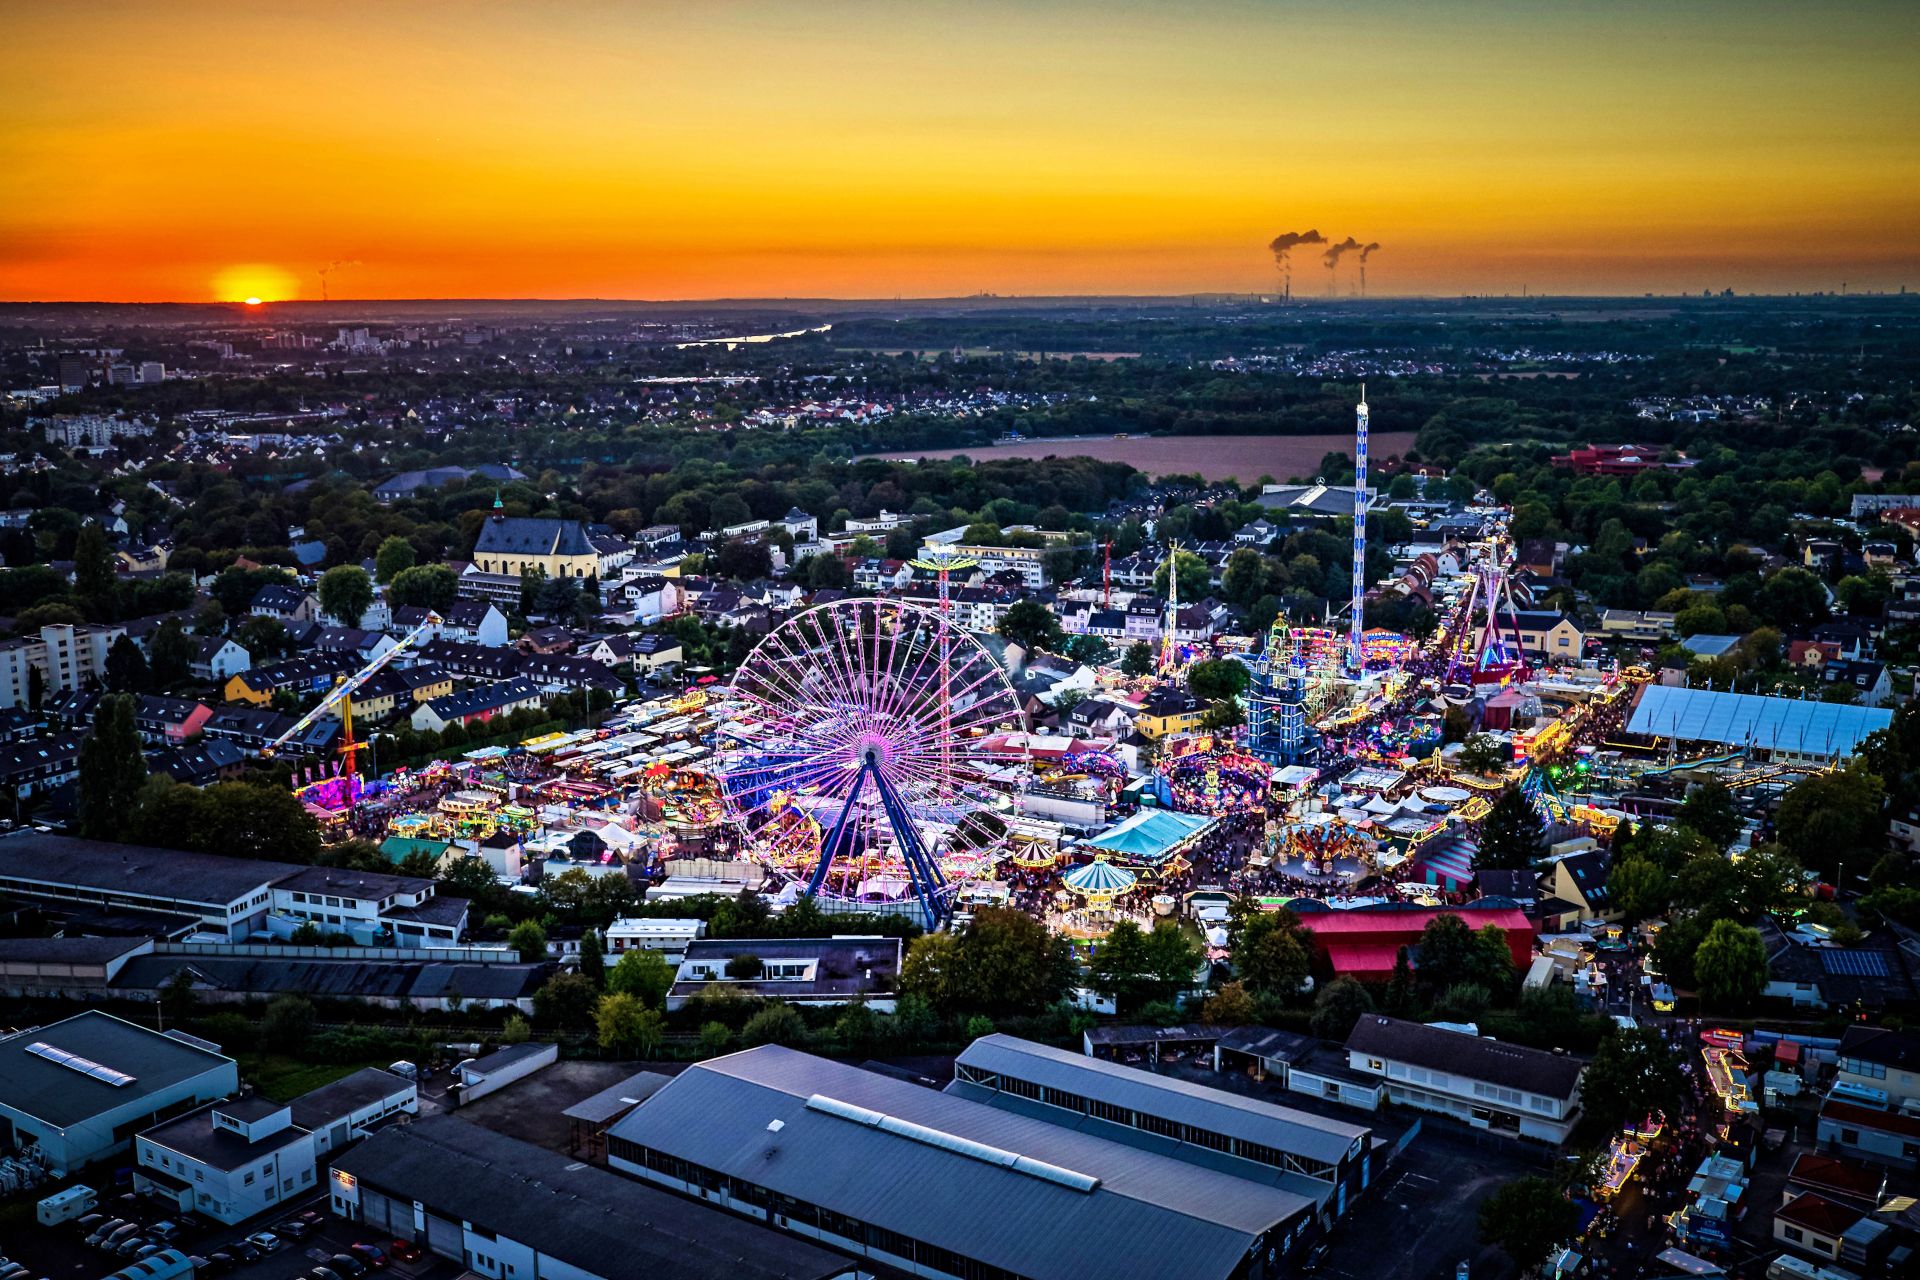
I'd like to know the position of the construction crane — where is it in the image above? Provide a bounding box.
[261,611,442,776]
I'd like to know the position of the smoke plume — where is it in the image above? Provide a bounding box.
[1322,237,1364,269]
[1267,230,1326,264]
[1357,242,1381,263]
[317,259,361,301]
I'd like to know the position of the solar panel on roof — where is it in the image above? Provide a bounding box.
[1820,950,1889,977]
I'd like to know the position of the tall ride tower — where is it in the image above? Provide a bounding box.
[1348,389,1369,672]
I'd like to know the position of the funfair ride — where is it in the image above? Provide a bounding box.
[721,598,1025,927]
[262,610,443,819]
[1444,537,1530,695]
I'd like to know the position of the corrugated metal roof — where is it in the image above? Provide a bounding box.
[1626,685,1891,756]
[608,1046,1313,1280]
[954,1035,1366,1167]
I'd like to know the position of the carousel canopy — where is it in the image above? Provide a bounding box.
[1063,858,1139,897]
[1086,809,1215,865]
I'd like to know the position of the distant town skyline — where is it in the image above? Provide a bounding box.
[3,0,1915,302]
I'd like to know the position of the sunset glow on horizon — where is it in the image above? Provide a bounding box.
[3,0,1916,303]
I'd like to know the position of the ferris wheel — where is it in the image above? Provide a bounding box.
[720,598,1025,925]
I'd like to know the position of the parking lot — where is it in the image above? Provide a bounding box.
[1316,1125,1550,1280]
[17,1184,457,1280]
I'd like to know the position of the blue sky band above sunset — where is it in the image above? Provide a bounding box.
[2,0,1914,302]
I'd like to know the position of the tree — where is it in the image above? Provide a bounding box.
[1229,900,1313,999]
[150,618,196,686]
[1310,976,1376,1040]
[997,599,1064,656]
[1579,1026,1688,1141]
[104,634,149,693]
[74,520,117,619]
[1676,780,1741,851]
[1477,786,1547,870]
[318,564,374,626]
[1203,980,1258,1026]
[1773,763,1885,882]
[387,564,459,612]
[159,970,198,1027]
[1414,915,1513,995]
[595,992,666,1057]
[78,694,148,840]
[726,952,765,979]
[901,908,1073,1015]
[1478,1177,1578,1273]
[578,929,605,989]
[508,920,549,962]
[698,1021,734,1055]
[741,1002,807,1046]
[1456,734,1509,775]
[1609,857,1670,922]
[1694,919,1767,1008]
[1186,658,1250,706]
[1221,547,1272,606]
[1121,641,1154,677]
[374,536,417,584]
[606,948,676,1008]
[533,971,598,1029]
[260,994,316,1052]
[1089,920,1202,1013]
[805,553,851,590]
[1153,548,1210,602]
[501,1014,532,1044]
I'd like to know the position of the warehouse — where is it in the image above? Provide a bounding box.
[330,1114,855,1280]
[0,1011,238,1174]
[607,1044,1318,1280]
[949,1034,1377,1221]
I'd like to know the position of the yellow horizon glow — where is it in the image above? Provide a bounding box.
[1,1,1915,301]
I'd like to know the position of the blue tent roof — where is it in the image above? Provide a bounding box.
[1063,858,1139,897]
[1085,809,1216,865]
[1626,685,1890,757]
[1410,829,1477,885]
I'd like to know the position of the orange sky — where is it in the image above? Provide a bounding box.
[2,0,1915,301]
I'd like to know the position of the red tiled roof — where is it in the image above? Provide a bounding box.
[1787,1153,1881,1202]
[1775,1191,1861,1237]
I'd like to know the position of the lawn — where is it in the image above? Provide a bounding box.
[239,1054,386,1102]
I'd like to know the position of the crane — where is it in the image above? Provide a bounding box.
[261,611,443,777]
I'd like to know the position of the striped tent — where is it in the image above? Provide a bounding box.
[1408,828,1478,892]
[1062,857,1139,901]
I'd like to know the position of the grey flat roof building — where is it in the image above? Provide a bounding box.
[332,1115,852,1280]
[953,1034,1369,1173]
[607,1045,1316,1280]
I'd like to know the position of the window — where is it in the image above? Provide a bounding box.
[1840,1128,1860,1144]
[1783,1227,1804,1243]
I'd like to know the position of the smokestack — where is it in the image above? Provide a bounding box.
[1323,238,1362,297]
[1356,243,1381,297]
[1266,230,1326,302]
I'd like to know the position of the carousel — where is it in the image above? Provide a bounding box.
[1159,746,1271,816]
[1266,811,1375,883]
[1055,856,1140,939]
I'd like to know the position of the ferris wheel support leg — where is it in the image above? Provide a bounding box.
[869,760,949,927]
[810,762,873,900]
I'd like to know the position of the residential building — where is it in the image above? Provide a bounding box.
[411,677,545,734]
[132,695,213,745]
[608,1044,1320,1280]
[1344,1015,1584,1144]
[0,623,128,710]
[0,731,86,797]
[223,653,356,706]
[248,584,320,625]
[1835,1026,1920,1106]
[1511,611,1586,662]
[666,937,902,1011]
[191,636,251,683]
[1819,659,1892,707]
[604,917,705,957]
[329,1115,855,1280]
[1598,610,1676,643]
[0,1010,238,1175]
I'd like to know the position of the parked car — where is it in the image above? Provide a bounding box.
[307,1266,346,1280]
[386,1240,422,1264]
[134,1245,163,1259]
[278,1220,313,1240]
[112,1237,150,1257]
[327,1253,370,1278]
[296,1210,325,1227]
[201,1252,236,1275]
[245,1232,282,1252]
[227,1242,261,1263]
[148,1222,180,1243]
[74,1214,105,1235]
[85,1220,127,1246]
[349,1244,388,1270]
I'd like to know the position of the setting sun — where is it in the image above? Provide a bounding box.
[212,263,298,304]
